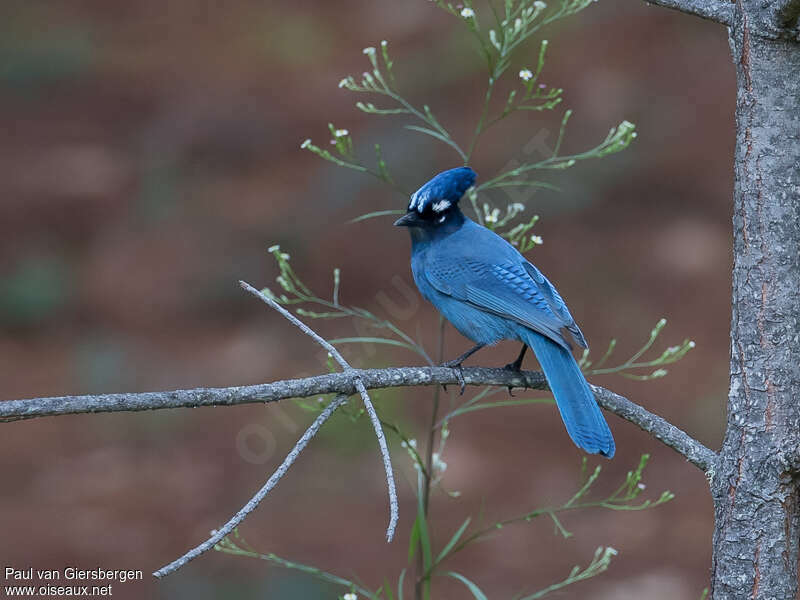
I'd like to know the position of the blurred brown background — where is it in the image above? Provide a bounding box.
[0,1,733,598]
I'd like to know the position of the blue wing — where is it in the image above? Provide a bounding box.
[419,223,587,350]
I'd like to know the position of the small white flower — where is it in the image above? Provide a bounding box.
[514,17,523,31]
[432,452,448,474]
[460,7,475,18]
[338,78,350,88]
[530,235,543,245]
[519,68,533,81]
[300,139,312,149]
[408,439,417,449]
[268,244,280,252]
[511,202,526,212]
[607,547,619,556]
[689,341,696,348]
[381,40,388,47]
[334,129,349,138]
[534,0,547,9]
[343,593,358,600]
[489,29,500,50]
[485,208,500,224]
[362,47,376,55]
[637,483,646,490]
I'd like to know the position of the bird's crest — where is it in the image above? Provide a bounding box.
[408,167,476,215]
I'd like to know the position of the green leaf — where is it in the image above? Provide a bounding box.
[446,572,489,600]
[408,516,420,563]
[445,398,554,420]
[329,337,417,351]
[403,125,467,161]
[416,480,433,572]
[383,578,395,600]
[397,568,407,600]
[348,209,405,224]
[436,517,471,563]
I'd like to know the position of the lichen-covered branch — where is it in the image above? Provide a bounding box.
[1,366,716,472]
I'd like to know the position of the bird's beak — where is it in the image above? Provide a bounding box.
[394,212,424,227]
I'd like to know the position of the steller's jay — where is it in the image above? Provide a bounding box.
[394,167,614,457]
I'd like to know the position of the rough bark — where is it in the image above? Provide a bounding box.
[710,2,800,598]
[645,0,734,26]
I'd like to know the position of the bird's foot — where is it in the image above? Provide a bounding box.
[439,360,466,395]
[503,359,525,397]
[441,357,463,369]
[452,366,466,395]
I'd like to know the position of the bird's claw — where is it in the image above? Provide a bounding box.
[503,361,525,397]
[440,361,466,395]
[452,366,466,395]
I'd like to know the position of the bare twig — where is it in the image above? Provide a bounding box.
[152,394,347,578]
[643,0,733,26]
[354,377,399,541]
[239,281,398,543]
[1,367,717,472]
[239,281,348,370]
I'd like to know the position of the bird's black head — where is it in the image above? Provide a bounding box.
[394,167,476,230]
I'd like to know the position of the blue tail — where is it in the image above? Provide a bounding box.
[523,331,615,458]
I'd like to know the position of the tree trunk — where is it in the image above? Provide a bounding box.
[710,2,800,598]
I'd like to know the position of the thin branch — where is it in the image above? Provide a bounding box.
[643,0,733,26]
[589,385,716,473]
[152,394,347,579]
[239,281,398,543]
[239,281,349,370]
[1,367,716,472]
[354,376,399,541]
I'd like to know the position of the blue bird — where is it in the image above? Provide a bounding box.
[394,167,615,457]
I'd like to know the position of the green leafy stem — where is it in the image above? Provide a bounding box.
[216,455,672,600]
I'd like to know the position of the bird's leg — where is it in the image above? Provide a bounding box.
[441,343,485,395]
[503,344,528,397]
[441,343,486,368]
[504,344,527,372]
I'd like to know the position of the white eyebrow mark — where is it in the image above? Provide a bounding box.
[432,200,451,213]
[438,215,446,223]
